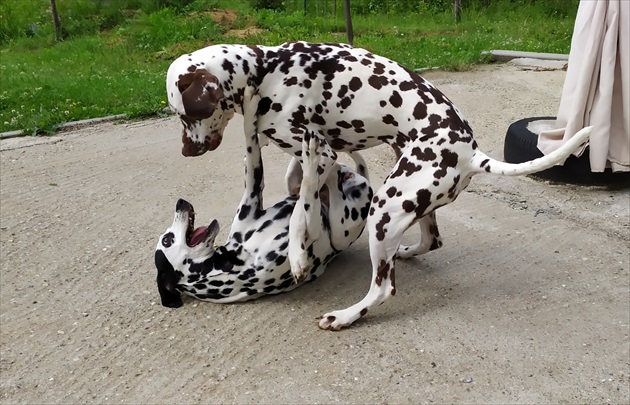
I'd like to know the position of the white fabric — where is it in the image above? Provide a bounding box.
[538,0,629,172]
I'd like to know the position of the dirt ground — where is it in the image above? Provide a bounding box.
[1,63,628,404]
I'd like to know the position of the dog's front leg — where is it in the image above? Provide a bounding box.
[228,88,263,237]
[288,129,337,283]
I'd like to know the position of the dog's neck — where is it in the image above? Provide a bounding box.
[174,242,278,302]
[183,244,246,281]
[209,44,279,115]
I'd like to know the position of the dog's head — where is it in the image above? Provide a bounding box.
[167,64,234,157]
[155,199,221,308]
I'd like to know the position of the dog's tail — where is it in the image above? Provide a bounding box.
[470,126,592,176]
[346,151,369,180]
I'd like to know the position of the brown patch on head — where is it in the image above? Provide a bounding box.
[177,69,224,120]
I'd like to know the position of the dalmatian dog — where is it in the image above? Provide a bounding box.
[166,41,592,329]
[154,126,373,307]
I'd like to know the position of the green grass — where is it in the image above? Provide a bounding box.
[1,37,170,134]
[0,0,578,134]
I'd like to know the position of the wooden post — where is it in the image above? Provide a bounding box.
[344,0,353,45]
[453,0,462,23]
[50,0,61,41]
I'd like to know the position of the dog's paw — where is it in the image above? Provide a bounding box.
[289,248,310,284]
[396,243,422,259]
[395,241,432,259]
[317,310,354,331]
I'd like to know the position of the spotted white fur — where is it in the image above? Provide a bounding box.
[166,41,592,329]
[154,128,373,307]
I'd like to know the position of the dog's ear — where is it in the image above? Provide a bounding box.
[205,220,221,246]
[319,184,330,208]
[154,250,183,308]
[177,69,224,119]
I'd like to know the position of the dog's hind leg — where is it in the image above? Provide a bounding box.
[289,130,338,283]
[318,192,414,330]
[318,148,452,330]
[395,212,443,259]
[386,145,443,259]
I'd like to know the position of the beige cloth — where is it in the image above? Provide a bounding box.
[538,0,629,172]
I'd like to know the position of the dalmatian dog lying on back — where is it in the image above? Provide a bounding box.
[154,127,373,307]
[166,41,592,329]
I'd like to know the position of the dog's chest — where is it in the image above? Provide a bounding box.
[232,211,292,262]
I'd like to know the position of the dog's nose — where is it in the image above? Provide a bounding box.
[176,199,192,211]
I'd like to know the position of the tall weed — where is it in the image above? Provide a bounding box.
[0,0,49,43]
[120,8,222,51]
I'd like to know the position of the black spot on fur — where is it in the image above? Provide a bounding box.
[257,97,273,115]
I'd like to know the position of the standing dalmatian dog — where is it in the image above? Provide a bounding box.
[166,41,592,329]
[155,123,373,306]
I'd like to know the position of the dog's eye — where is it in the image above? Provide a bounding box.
[162,232,174,248]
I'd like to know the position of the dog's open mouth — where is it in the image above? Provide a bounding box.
[176,199,213,248]
[186,209,214,248]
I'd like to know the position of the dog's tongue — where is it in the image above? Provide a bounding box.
[189,226,208,246]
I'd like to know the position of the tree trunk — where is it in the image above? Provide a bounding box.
[344,0,353,45]
[50,0,61,41]
[453,0,462,23]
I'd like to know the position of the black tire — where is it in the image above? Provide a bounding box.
[504,117,630,186]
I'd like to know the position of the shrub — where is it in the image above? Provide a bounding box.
[0,0,49,43]
[250,0,285,11]
[0,0,204,43]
